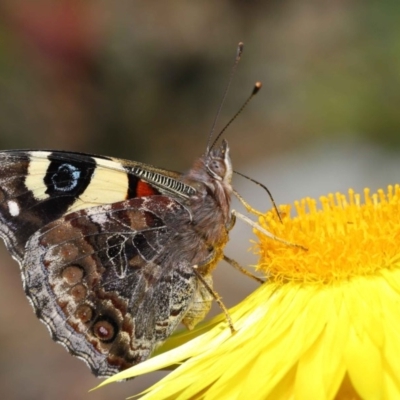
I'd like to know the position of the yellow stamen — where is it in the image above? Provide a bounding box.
[257,185,400,283]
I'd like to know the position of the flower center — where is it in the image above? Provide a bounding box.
[256,184,400,283]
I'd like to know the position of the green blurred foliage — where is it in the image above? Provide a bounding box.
[301,1,400,146]
[0,1,399,174]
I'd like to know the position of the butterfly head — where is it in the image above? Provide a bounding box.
[205,139,232,185]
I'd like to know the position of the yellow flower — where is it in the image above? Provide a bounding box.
[96,185,400,400]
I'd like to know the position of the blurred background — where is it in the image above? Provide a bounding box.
[0,1,399,399]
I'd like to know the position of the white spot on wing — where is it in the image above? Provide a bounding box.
[8,200,20,216]
[90,211,109,225]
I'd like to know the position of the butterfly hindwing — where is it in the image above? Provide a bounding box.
[22,195,198,377]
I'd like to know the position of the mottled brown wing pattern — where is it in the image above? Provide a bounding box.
[23,196,198,377]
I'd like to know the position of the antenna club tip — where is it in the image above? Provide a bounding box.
[252,82,262,94]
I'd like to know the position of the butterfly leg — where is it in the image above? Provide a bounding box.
[223,255,265,284]
[182,268,235,334]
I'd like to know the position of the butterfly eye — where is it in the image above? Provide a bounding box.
[208,159,226,179]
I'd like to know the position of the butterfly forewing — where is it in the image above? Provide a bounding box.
[0,151,185,260]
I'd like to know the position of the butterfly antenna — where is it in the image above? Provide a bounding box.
[233,170,282,223]
[209,82,262,151]
[206,42,244,154]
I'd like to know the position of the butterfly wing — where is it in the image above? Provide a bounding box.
[0,150,199,377]
[0,150,182,261]
[22,196,197,377]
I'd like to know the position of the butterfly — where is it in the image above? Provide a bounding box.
[0,44,278,378]
[0,140,241,377]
